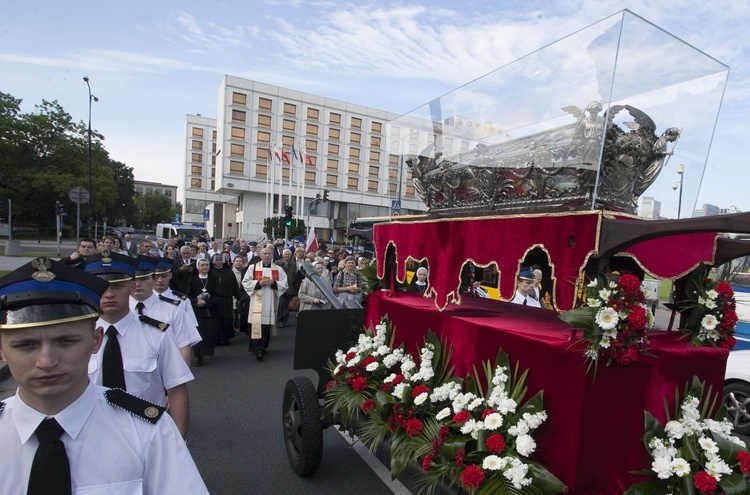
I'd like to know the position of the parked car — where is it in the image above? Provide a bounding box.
[724,349,750,436]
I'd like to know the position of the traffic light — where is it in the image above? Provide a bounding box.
[284,205,293,227]
[56,201,65,215]
[323,189,329,201]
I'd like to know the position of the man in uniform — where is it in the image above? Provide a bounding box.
[82,251,194,439]
[0,257,207,494]
[130,256,201,367]
[242,247,287,361]
[153,258,201,351]
[510,269,542,307]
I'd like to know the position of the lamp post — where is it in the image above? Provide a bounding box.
[83,76,98,236]
[672,163,685,219]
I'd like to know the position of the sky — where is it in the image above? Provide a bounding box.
[1,0,748,218]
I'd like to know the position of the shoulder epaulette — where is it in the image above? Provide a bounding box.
[158,294,181,306]
[105,389,165,424]
[171,290,188,300]
[139,315,169,332]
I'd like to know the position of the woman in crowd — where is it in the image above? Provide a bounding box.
[187,258,218,366]
[112,237,128,255]
[210,253,242,345]
[294,247,306,269]
[231,256,250,334]
[409,266,429,294]
[164,244,177,260]
[298,261,331,311]
[197,242,209,259]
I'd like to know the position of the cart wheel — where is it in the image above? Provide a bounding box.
[282,376,323,476]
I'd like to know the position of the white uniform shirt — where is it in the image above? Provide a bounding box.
[0,382,208,495]
[130,292,201,349]
[89,311,194,406]
[161,287,200,333]
[510,290,542,308]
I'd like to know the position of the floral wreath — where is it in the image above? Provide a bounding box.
[560,272,653,372]
[323,318,566,494]
[673,263,738,350]
[624,376,750,495]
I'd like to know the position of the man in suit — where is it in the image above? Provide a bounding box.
[171,245,196,294]
[122,233,138,257]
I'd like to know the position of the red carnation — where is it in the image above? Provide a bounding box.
[345,352,356,361]
[613,345,638,365]
[481,409,497,419]
[618,274,641,294]
[627,305,648,330]
[361,356,377,368]
[453,410,470,423]
[722,309,738,330]
[392,374,406,385]
[461,464,485,489]
[738,450,750,474]
[693,471,716,494]
[352,377,367,391]
[325,381,335,391]
[412,385,429,398]
[422,453,433,472]
[716,281,734,298]
[362,399,376,414]
[405,418,423,436]
[485,433,506,454]
[380,383,392,392]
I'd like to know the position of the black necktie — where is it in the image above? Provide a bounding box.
[135,302,145,315]
[27,418,71,495]
[523,299,527,306]
[102,326,126,390]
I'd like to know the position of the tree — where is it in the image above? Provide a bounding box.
[134,193,174,229]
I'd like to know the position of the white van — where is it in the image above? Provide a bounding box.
[155,223,205,241]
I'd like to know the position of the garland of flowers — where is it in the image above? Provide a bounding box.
[624,376,750,495]
[676,263,738,350]
[323,318,566,495]
[559,272,653,372]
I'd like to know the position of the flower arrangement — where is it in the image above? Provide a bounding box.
[323,317,566,494]
[676,263,738,350]
[559,272,653,371]
[624,376,750,495]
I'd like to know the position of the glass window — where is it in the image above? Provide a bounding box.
[408,143,419,154]
[305,171,316,183]
[306,155,317,167]
[165,190,172,197]
[329,112,341,125]
[368,180,378,192]
[348,162,360,174]
[230,143,244,157]
[406,185,415,197]
[326,174,338,187]
[351,117,362,130]
[191,153,202,163]
[329,128,340,140]
[305,139,317,152]
[211,143,217,153]
[256,148,269,161]
[283,119,295,132]
[191,178,202,189]
[389,154,399,166]
[212,130,217,140]
[211,155,216,165]
[192,127,204,138]
[232,92,247,106]
[327,158,338,171]
[350,132,361,144]
[389,141,401,153]
[328,143,339,155]
[229,160,243,174]
[211,168,216,178]
[192,140,202,151]
[259,97,272,111]
[306,123,318,136]
[307,108,319,121]
[369,165,379,177]
[371,136,381,148]
[347,178,359,189]
[258,115,271,128]
[257,131,270,144]
[256,164,268,177]
[282,135,293,147]
[389,183,397,194]
[185,199,207,214]
[231,127,245,140]
[211,180,215,190]
[284,102,296,116]
[369,151,380,162]
[389,169,398,179]
[232,110,246,123]
[349,148,360,160]
[191,165,202,175]
[371,121,382,133]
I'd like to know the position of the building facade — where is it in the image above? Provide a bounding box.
[183,76,426,241]
[134,180,178,205]
[640,196,661,219]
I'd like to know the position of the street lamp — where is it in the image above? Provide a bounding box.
[83,76,98,236]
[671,163,685,219]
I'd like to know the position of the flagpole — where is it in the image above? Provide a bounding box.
[277,141,283,216]
[265,148,270,221]
[287,149,293,215]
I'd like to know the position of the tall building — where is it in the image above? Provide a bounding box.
[183,76,425,241]
[692,203,721,218]
[640,196,661,219]
[134,180,178,205]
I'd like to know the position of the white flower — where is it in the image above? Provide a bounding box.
[587,279,598,288]
[652,456,674,479]
[609,280,618,289]
[460,419,477,435]
[400,359,416,374]
[705,328,721,341]
[671,458,690,477]
[483,455,503,471]
[346,355,361,367]
[392,383,406,400]
[365,362,379,372]
[664,421,685,440]
[698,296,707,305]
[468,397,484,411]
[374,345,390,356]
[705,457,732,481]
[414,392,428,406]
[705,299,717,310]
[587,298,601,308]
[584,348,599,360]
[706,289,718,300]
[436,407,451,421]
[383,373,397,384]
[602,327,618,338]
[599,288,612,299]
[698,437,719,455]
[491,397,517,414]
[600,336,611,349]
[484,413,503,430]
[701,314,718,331]
[596,307,619,330]
[515,434,536,456]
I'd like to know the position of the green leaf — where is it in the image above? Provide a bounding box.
[719,471,750,495]
[527,460,568,494]
[623,480,672,495]
[643,412,664,450]
[558,306,597,331]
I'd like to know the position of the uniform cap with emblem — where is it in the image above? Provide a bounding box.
[81,250,138,283]
[517,268,536,281]
[154,259,173,275]
[134,255,157,279]
[0,257,109,329]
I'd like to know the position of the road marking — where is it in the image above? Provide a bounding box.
[335,426,412,495]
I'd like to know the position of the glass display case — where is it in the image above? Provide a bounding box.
[387,10,728,217]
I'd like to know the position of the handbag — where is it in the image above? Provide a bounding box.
[288,295,300,312]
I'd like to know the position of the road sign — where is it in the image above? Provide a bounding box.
[68,186,90,204]
[392,210,400,216]
[391,199,401,211]
[203,209,210,221]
